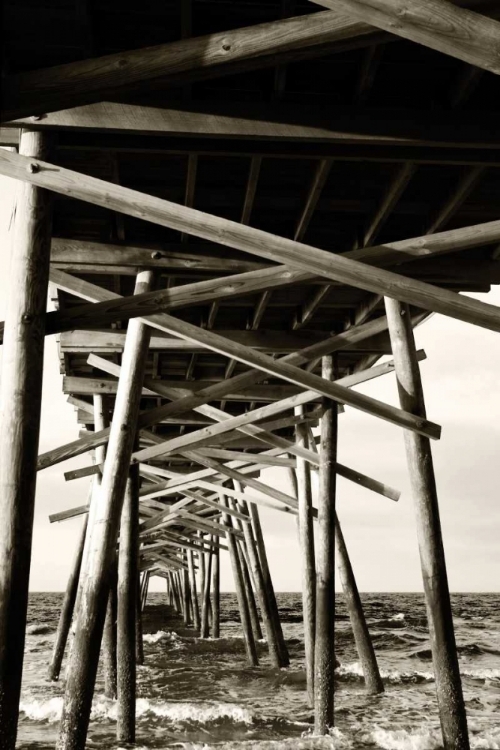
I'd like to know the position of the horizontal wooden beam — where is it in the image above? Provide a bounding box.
[63,376,320,403]
[59,328,391,355]
[29,265,313,338]
[316,0,500,74]
[1,11,383,121]
[1,150,499,335]
[8,101,500,152]
[51,237,268,274]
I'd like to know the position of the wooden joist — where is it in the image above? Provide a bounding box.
[1,151,499,335]
[1,11,384,121]
[58,329,392,355]
[316,0,500,74]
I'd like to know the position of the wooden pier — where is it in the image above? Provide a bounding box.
[1,1,500,747]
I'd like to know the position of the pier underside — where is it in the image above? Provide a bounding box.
[1,1,500,747]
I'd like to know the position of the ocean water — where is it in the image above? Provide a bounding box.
[17,592,500,749]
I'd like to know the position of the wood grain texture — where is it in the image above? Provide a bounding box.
[1,12,380,121]
[316,0,500,74]
[0,131,53,748]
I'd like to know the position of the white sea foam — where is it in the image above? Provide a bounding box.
[19,694,254,726]
[142,630,170,643]
[392,613,406,621]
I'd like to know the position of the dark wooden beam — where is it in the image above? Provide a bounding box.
[316,0,500,73]
[1,11,385,121]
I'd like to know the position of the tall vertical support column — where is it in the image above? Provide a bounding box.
[57,270,154,750]
[248,503,289,666]
[295,407,316,705]
[200,544,213,638]
[117,461,139,744]
[135,573,144,666]
[220,495,258,666]
[182,567,191,626]
[212,537,220,638]
[336,514,384,693]
[236,496,286,668]
[48,517,88,682]
[314,356,338,733]
[0,130,53,748]
[385,298,469,750]
[187,550,200,630]
[102,561,118,699]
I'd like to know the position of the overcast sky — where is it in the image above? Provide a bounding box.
[1,170,499,593]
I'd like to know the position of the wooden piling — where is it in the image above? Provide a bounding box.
[237,537,263,641]
[187,550,201,631]
[295,407,316,705]
[57,270,154,750]
[385,297,469,749]
[248,503,289,666]
[314,355,338,733]
[335,513,384,694]
[48,517,88,682]
[212,537,221,638]
[200,544,213,638]
[235,493,286,668]
[0,130,53,747]
[135,573,145,666]
[141,571,150,612]
[102,560,118,700]
[117,462,139,744]
[220,494,259,666]
[182,567,191,626]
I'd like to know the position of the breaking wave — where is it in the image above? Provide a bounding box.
[19,695,254,726]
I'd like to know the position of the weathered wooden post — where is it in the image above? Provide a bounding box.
[117,462,139,744]
[314,355,338,733]
[187,550,200,630]
[48,517,88,682]
[235,493,286,668]
[220,495,258,666]
[385,297,469,750]
[57,270,154,750]
[295,407,316,705]
[182,567,191,626]
[140,571,150,612]
[248,503,289,666]
[237,537,263,640]
[212,537,220,638]
[200,544,213,638]
[335,513,383,694]
[0,130,53,748]
[102,560,118,699]
[135,574,144,666]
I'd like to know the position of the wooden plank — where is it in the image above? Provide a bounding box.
[1,12,382,121]
[60,328,391,355]
[6,99,500,152]
[36,265,314,337]
[1,150,499,335]
[63,375,317,402]
[316,0,500,73]
[50,238,268,273]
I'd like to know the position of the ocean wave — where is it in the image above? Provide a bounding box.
[19,695,254,726]
[335,661,434,684]
[26,624,53,635]
[462,668,500,681]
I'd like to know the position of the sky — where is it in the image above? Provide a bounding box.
[0,169,499,593]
